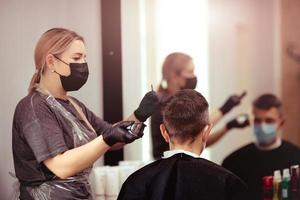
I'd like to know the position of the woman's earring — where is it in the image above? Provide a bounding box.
[161,79,168,89]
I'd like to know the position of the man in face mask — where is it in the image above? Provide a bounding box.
[222,94,300,200]
[252,96,283,148]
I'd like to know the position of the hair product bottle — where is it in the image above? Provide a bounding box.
[263,176,274,200]
[273,170,282,200]
[290,165,299,200]
[282,168,291,200]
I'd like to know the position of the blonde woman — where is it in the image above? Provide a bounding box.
[12,28,158,199]
[150,52,247,159]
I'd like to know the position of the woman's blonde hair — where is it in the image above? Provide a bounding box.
[158,52,192,92]
[29,28,84,93]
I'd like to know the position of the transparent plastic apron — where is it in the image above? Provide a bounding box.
[14,89,98,200]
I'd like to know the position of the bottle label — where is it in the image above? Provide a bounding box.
[282,189,288,198]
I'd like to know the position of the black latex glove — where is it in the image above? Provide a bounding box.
[102,121,145,146]
[134,91,159,122]
[226,114,250,130]
[219,91,247,115]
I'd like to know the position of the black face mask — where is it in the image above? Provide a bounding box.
[53,56,89,91]
[182,76,197,90]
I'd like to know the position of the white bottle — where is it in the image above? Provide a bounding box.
[283,169,291,181]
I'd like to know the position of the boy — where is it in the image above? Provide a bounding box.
[118,89,247,200]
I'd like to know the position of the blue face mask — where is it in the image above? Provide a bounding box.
[253,123,277,145]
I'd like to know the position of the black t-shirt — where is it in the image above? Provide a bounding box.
[117,153,247,200]
[12,91,112,198]
[222,141,300,200]
[150,90,171,159]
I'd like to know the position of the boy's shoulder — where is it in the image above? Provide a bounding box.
[127,153,243,183]
[119,154,247,200]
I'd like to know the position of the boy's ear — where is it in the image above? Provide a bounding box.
[202,123,212,143]
[279,117,285,128]
[160,124,170,143]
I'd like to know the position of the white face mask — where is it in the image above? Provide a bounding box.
[253,123,277,145]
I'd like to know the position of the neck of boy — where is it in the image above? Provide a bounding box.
[169,138,204,156]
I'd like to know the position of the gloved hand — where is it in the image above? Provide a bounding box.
[102,121,145,146]
[134,91,159,122]
[219,91,247,115]
[226,114,250,130]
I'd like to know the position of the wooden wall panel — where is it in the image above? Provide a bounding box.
[281,0,300,147]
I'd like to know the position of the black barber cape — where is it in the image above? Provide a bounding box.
[117,153,247,200]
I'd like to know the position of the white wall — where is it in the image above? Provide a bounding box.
[0,0,103,198]
[121,0,156,161]
[208,0,281,164]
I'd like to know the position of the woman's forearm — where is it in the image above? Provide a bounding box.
[43,135,110,179]
[126,113,140,122]
[209,110,223,125]
[206,127,228,147]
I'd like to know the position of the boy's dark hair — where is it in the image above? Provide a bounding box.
[253,94,283,116]
[162,89,209,143]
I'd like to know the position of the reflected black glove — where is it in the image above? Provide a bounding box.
[226,114,250,130]
[134,91,159,122]
[102,121,145,146]
[219,91,247,115]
